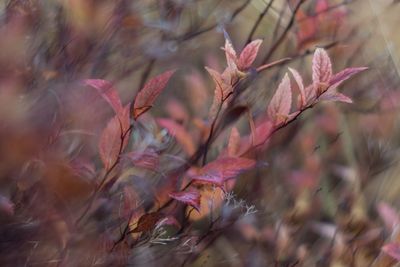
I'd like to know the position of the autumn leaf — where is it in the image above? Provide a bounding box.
[99,110,130,171]
[237,39,262,70]
[382,243,400,261]
[84,79,123,115]
[132,70,175,120]
[312,48,332,94]
[131,212,164,233]
[157,118,195,155]
[288,67,306,107]
[169,190,201,212]
[268,73,292,123]
[192,157,256,188]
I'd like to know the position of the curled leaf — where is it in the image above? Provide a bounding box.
[132,70,175,120]
[169,190,201,212]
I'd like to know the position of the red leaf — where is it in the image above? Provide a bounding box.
[238,39,262,70]
[84,79,123,115]
[99,112,130,170]
[132,70,175,120]
[382,243,400,261]
[169,190,201,212]
[329,67,368,89]
[192,157,256,187]
[312,48,332,88]
[157,118,195,155]
[288,67,306,107]
[268,73,292,123]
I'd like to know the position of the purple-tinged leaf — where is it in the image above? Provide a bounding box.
[169,190,201,212]
[132,70,175,120]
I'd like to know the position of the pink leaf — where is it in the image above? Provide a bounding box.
[238,39,262,70]
[192,157,256,187]
[98,106,131,171]
[319,90,353,103]
[304,85,316,104]
[169,190,201,212]
[268,73,292,123]
[132,70,175,120]
[157,118,195,155]
[329,67,368,89]
[84,79,123,115]
[382,243,400,261]
[223,38,238,71]
[288,67,306,107]
[312,48,332,87]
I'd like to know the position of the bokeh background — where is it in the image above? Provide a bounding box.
[1,0,400,266]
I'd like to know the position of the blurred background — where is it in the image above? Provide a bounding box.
[1,0,400,266]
